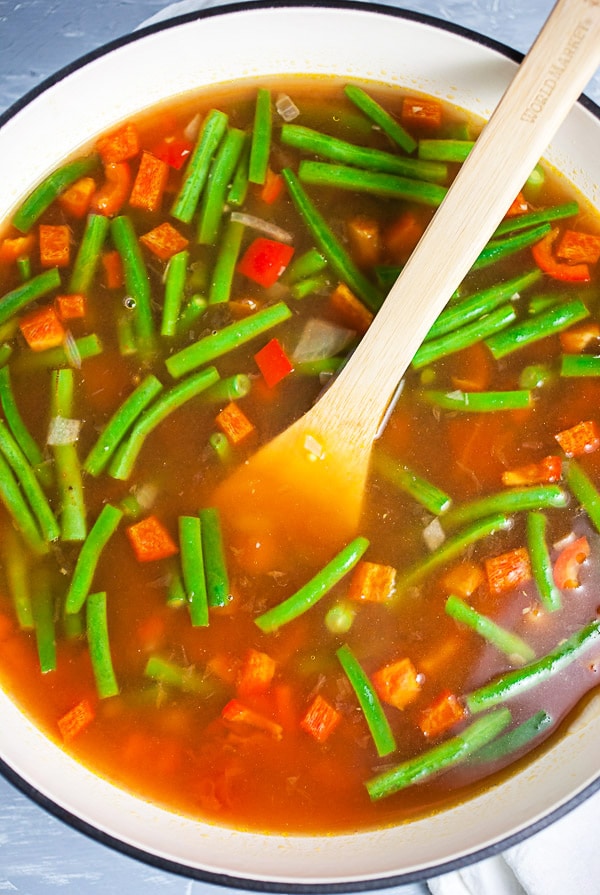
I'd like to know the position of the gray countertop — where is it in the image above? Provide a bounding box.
[0,1,598,893]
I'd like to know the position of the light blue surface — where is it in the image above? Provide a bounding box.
[0,1,598,892]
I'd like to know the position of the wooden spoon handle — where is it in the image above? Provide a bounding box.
[325,0,600,435]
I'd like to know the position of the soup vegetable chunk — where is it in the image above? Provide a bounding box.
[1,79,600,833]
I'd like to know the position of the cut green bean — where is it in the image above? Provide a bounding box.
[13,333,103,372]
[472,223,551,270]
[83,374,164,476]
[255,536,369,632]
[344,84,416,154]
[227,137,250,207]
[0,267,61,327]
[110,215,155,356]
[144,655,214,694]
[417,138,473,162]
[176,294,208,335]
[208,431,233,465]
[86,591,119,698]
[413,306,517,369]
[473,709,552,763]
[13,156,97,232]
[179,515,208,627]
[281,124,446,183]
[526,511,562,612]
[166,302,291,379]
[283,247,328,285]
[325,600,356,634]
[422,388,531,412]
[199,506,229,608]
[290,273,330,300]
[373,450,452,515]
[64,503,123,615]
[445,594,535,663]
[166,568,188,608]
[161,250,189,337]
[17,255,31,282]
[208,218,245,305]
[560,354,600,377]
[527,294,564,315]
[336,643,396,757]
[249,88,272,185]
[298,160,447,208]
[494,201,579,237]
[0,451,48,555]
[50,369,86,542]
[202,374,251,404]
[366,708,511,800]
[465,619,600,713]
[485,299,589,360]
[0,365,49,485]
[442,485,567,532]
[4,528,33,629]
[109,367,219,480]
[519,363,554,389]
[565,459,600,533]
[69,213,110,294]
[32,573,56,674]
[198,128,246,244]
[0,419,58,543]
[282,169,383,312]
[171,109,228,224]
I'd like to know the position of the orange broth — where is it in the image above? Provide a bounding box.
[0,79,599,833]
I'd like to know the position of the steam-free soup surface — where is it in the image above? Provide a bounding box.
[0,79,599,833]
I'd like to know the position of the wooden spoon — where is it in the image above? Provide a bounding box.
[215,0,600,567]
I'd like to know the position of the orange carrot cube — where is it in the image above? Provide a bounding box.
[560,322,600,353]
[441,561,485,599]
[102,249,125,289]
[39,224,70,268]
[96,121,140,164]
[126,515,179,563]
[58,176,97,218]
[55,293,86,321]
[348,560,396,603]
[347,215,381,268]
[485,546,532,594]
[555,419,600,457]
[259,168,285,205]
[505,192,529,217]
[215,401,255,445]
[401,97,442,130]
[384,210,424,264]
[57,698,95,742]
[140,221,189,260]
[329,282,373,335]
[221,698,283,740]
[501,455,562,487]
[300,694,342,743]
[556,229,600,265]
[19,306,66,351]
[129,151,170,213]
[418,690,465,738]
[372,657,422,710]
[237,648,276,696]
[0,234,35,264]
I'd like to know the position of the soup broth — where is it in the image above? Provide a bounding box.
[0,78,600,833]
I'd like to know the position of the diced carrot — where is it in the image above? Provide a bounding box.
[237,237,294,287]
[19,306,66,352]
[384,210,424,264]
[0,234,35,264]
[418,690,465,738]
[505,192,528,217]
[55,293,86,321]
[125,515,179,563]
[101,249,125,289]
[560,322,600,353]
[348,560,396,603]
[58,176,97,218]
[96,122,140,164]
[555,419,600,457]
[151,134,193,170]
[129,151,170,213]
[237,648,276,697]
[553,535,590,589]
[372,657,422,710]
[215,401,255,445]
[484,546,532,594]
[501,455,562,486]
[39,224,70,268]
[556,229,600,265]
[221,698,283,740]
[329,282,373,335]
[57,698,95,742]
[346,215,381,268]
[140,221,189,260]
[300,694,342,743]
[259,168,285,205]
[273,682,298,731]
[531,228,591,282]
[137,613,166,651]
[441,561,484,599]
[254,338,294,388]
[90,162,132,217]
[401,97,442,130]
[450,341,493,392]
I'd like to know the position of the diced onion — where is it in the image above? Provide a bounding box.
[47,415,82,446]
[276,94,300,122]
[293,318,355,363]
[304,434,325,461]
[183,112,201,142]
[63,329,82,369]
[230,212,293,244]
[423,517,445,552]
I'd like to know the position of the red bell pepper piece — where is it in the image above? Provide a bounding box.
[501,455,562,486]
[418,690,465,738]
[300,694,342,743]
[531,228,591,282]
[553,535,590,589]
[237,237,294,287]
[151,135,193,170]
[254,338,293,388]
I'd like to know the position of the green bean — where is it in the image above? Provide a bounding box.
[295,357,344,377]
[366,708,512,800]
[144,655,214,694]
[171,109,228,224]
[526,163,545,193]
[198,127,246,244]
[494,201,579,237]
[442,485,567,531]
[413,306,517,369]
[527,294,563,315]
[13,333,103,372]
[13,156,97,232]
[0,365,49,485]
[110,215,155,356]
[83,374,164,476]
[0,452,48,555]
[62,609,84,640]
[519,363,554,389]
[283,247,328,285]
[401,514,512,590]
[255,536,369,632]
[86,591,119,698]
[417,138,473,162]
[249,88,272,185]
[166,568,188,608]
[373,450,452,515]
[473,709,552,764]
[473,223,551,270]
[565,459,600,532]
[199,506,229,608]
[166,303,291,379]
[109,367,219,480]
[486,299,589,360]
[117,314,137,357]
[290,273,330,300]
[282,169,383,312]
[176,294,208,334]
[344,84,417,154]
[526,511,562,612]
[227,137,250,207]
[325,601,356,634]
[202,374,251,404]
[161,250,189,337]
[179,515,208,627]
[0,267,61,327]
[445,594,535,663]
[50,369,86,542]
[3,528,33,629]
[32,573,56,674]
[0,419,58,543]
[17,255,31,282]
[64,503,123,615]
[208,218,245,305]
[465,619,600,713]
[281,124,447,183]
[298,160,447,208]
[560,354,600,377]
[68,213,110,294]
[422,388,531,412]
[208,431,233,465]
[336,643,396,757]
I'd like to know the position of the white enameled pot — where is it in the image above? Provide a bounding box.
[0,3,600,889]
